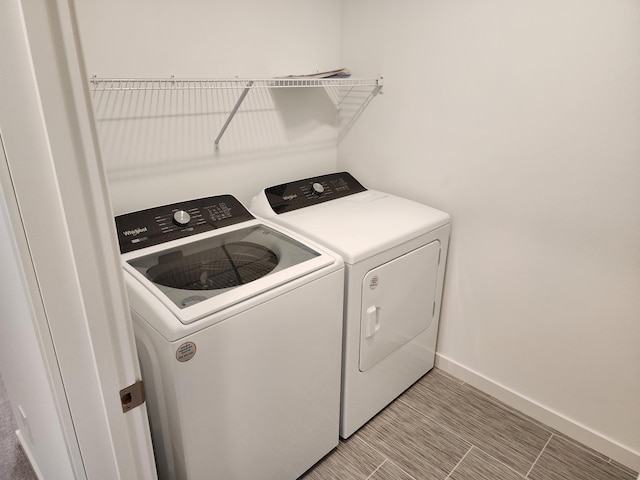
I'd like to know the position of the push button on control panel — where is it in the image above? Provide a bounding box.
[311,182,325,195]
[173,210,191,227]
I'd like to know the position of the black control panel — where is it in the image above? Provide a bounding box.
[115,194,254,254]
[264,172,367,214]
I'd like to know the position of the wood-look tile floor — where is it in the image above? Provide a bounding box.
[301,369,638,480]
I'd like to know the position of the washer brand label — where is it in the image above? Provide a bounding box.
[369,275,380,290]
[282,194,298,201]
[123,226,148,237]
[176,342,197,362]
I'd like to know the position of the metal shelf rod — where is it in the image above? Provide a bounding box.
[214,80,253,149]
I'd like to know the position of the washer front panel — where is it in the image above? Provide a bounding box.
[132,268,344,479]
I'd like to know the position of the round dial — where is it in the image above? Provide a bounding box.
[311,182,325,194]
[173,210,191,226]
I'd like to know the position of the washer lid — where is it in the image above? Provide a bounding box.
[256,190,451,264]
[146,241,278,293]
[123,221,334,324]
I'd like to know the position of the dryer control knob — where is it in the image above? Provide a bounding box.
[173,210,191,226]
[311,182,325,195]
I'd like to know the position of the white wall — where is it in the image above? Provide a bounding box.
[75,0,343,214]
[340,0,640,469]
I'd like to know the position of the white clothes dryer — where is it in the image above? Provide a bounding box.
[115,194,344,480]
[251,172,451,438]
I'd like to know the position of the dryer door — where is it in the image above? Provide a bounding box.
[359,241,441,372]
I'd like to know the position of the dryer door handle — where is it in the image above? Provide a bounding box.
[364,306,381,338]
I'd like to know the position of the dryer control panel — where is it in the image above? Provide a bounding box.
[115,195,254,253]
[264,172,367,214]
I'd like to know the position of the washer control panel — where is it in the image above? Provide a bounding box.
[264,172,367,214]
[115,194,254,253]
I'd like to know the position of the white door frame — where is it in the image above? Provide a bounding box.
[1,0,156,478]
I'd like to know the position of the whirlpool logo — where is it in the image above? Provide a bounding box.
[123,227,148,237]
[283,194,298,201]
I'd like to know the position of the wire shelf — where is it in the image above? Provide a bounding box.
[89,76,383,148]
[89,76,383,92]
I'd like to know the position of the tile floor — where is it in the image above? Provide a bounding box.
[301,369,638,480]
[2,368,637,479]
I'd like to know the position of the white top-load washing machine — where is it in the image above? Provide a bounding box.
[251,172,451,438]
[115,194,344,480]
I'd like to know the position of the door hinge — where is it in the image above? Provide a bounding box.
[120,380,145,413]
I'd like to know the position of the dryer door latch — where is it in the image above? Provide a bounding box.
[120,380,146,413]
[364,306,381,338]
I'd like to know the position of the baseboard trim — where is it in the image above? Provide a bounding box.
[434,353,640,471]
[15,429,43,480]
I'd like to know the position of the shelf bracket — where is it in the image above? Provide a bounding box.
[337,77,384,144]
[214,80,254,149]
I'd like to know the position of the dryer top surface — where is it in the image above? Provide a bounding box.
[253,190,451,264]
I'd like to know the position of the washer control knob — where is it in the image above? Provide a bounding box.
[311,182,325,195]
[173,210,191,227]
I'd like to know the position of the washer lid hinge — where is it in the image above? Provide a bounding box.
[120,380,146,413]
